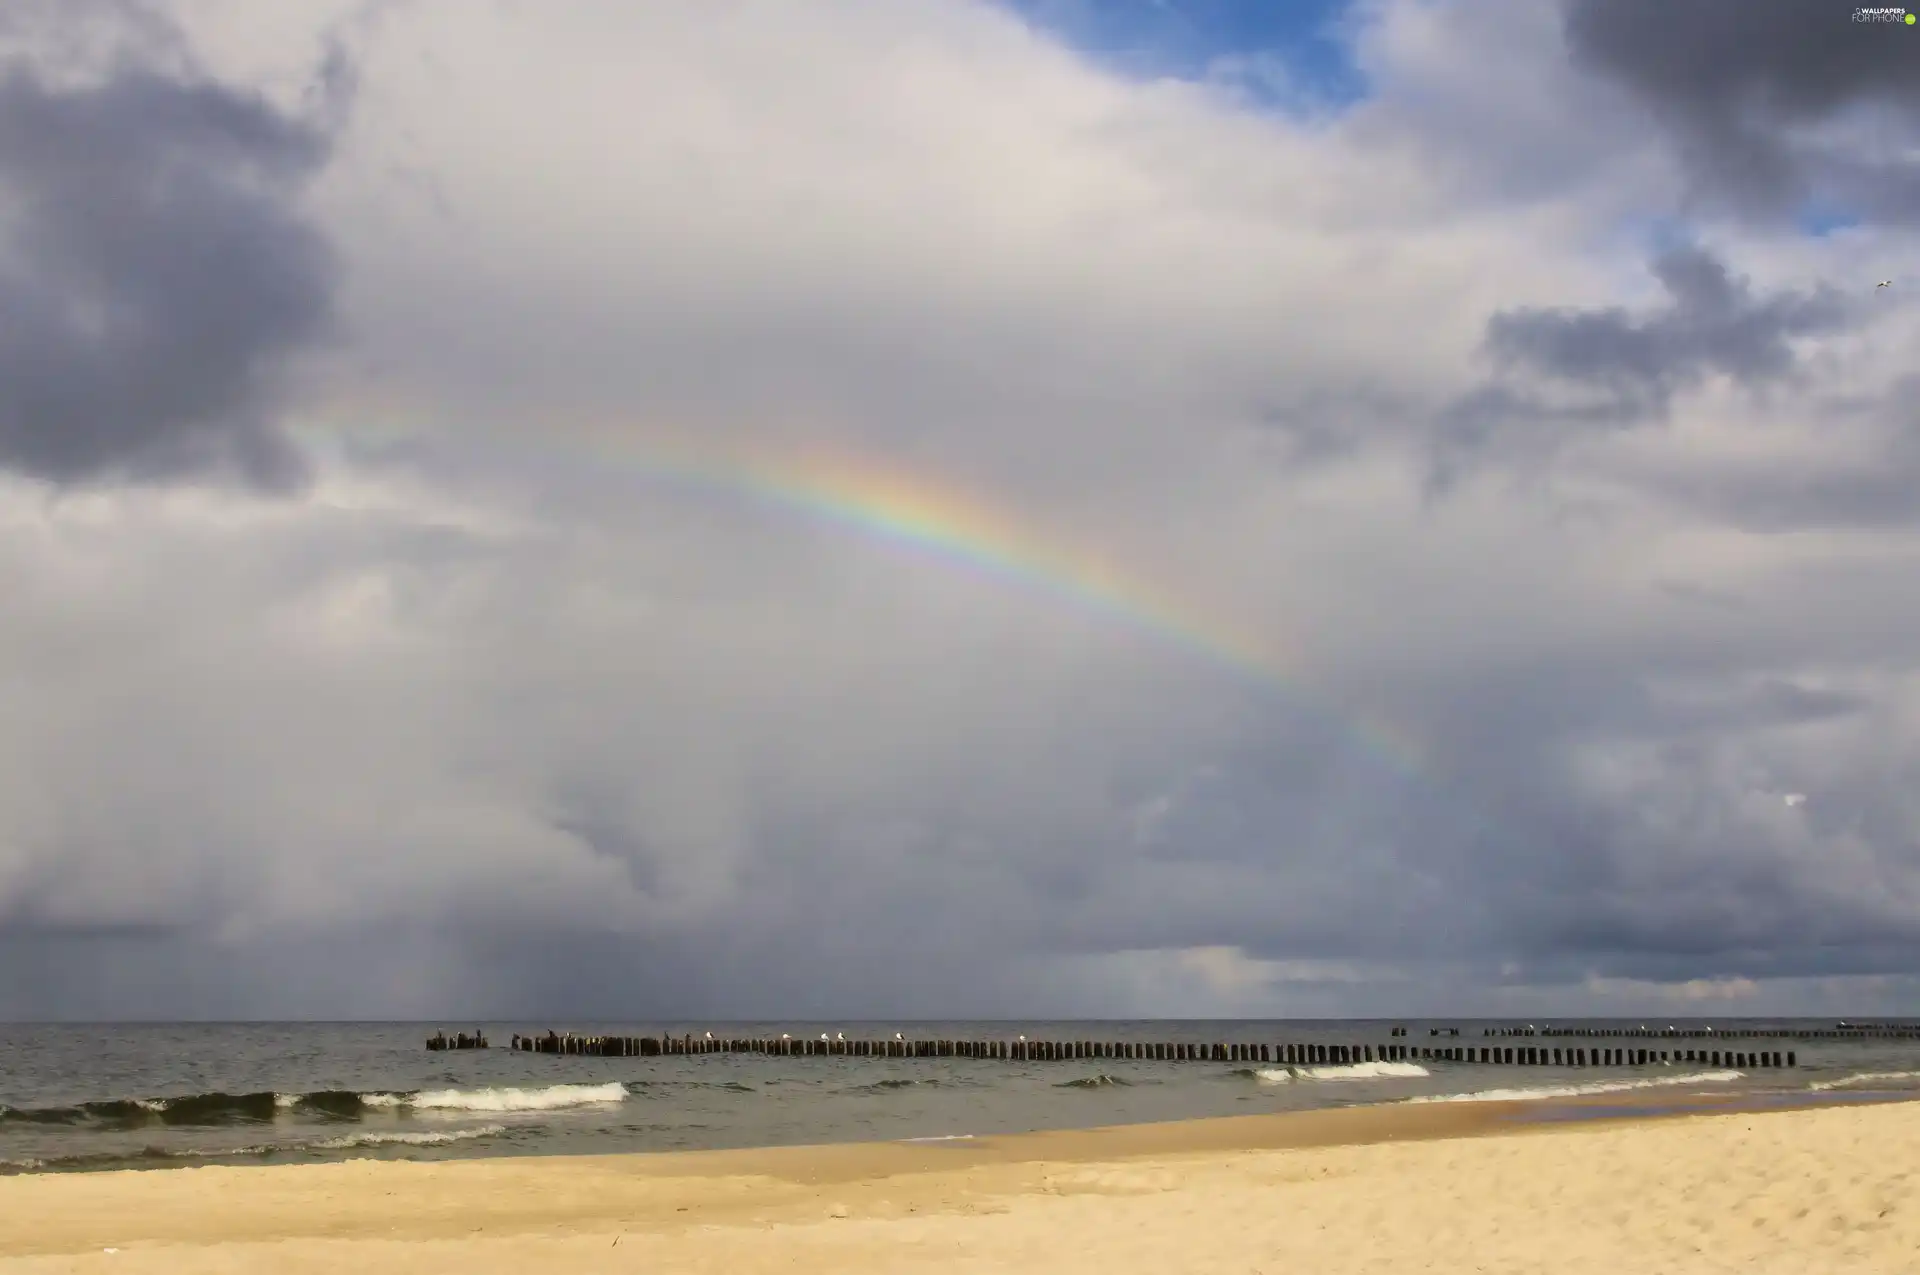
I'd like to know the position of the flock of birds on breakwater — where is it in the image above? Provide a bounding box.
[419,1026,1847,1070]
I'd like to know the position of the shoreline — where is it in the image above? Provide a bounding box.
[5,1088,1918,1266]
[4,1072,1908,1179]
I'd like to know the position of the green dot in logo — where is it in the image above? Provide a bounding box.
[1909,12,1917,22]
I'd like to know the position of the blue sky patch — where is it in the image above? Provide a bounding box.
[1000,0,1367,111]
[1795,204,1862,238]
[1606,212,1697,261]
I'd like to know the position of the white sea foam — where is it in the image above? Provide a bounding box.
[274,1093,301,1109]
[1256,1061,1430,1084]
[312,1124,507,1150]
[400,1083,629,1113]
[1808,1069,1920,1092]
[1404,1070,1744,1104]
[899,1134,976,1143]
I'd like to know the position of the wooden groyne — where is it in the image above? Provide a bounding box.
[479,1032,1798,1069]
[425,1030,489,1051]
[1486,1024,1919,1042]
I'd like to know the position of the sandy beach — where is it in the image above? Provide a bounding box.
[3,1097,1916,1274]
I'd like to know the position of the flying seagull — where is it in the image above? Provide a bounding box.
[1878,280,1892,289]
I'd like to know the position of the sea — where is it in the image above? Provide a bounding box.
[4,1018,1918,1175]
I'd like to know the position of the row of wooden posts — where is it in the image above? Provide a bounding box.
[1487,1025,1918,1041]
[426,1031,488,1051]
[487,1032,1796,1069]
[427,1023,1920,1056]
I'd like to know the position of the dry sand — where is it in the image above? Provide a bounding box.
[4,1097,1917,1274]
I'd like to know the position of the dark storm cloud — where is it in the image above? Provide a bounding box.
[0,20,349,488]
[1562,0,1920,220]
[1676,466,1920,532]
[992,668,1886,978]
[1615,372,1920,531]
[1429,245,1851,480]
[1485,245,1850,407]
[1099,665,1919,988]
[1744,679,1869,726]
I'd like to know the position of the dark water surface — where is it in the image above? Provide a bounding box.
[4,1018,1917,1174]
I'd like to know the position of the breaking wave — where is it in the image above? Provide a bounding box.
[311,1124,508,1150]
[2,1091,355,1128]
[1249,1062,1431,1084]
[394,1083,628,1113]
[1056,1074,1131,1088]
[0,1123,506,1175]
[1807,1070,1920,1092]
[0,1083,627,1128]
[1404,1070,1745,1104]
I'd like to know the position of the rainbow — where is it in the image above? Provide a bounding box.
[301,418,1429,777]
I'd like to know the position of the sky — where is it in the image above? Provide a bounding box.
[0,0,1916,1021]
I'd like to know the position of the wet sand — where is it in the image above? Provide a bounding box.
[3,1093,1916,1273]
